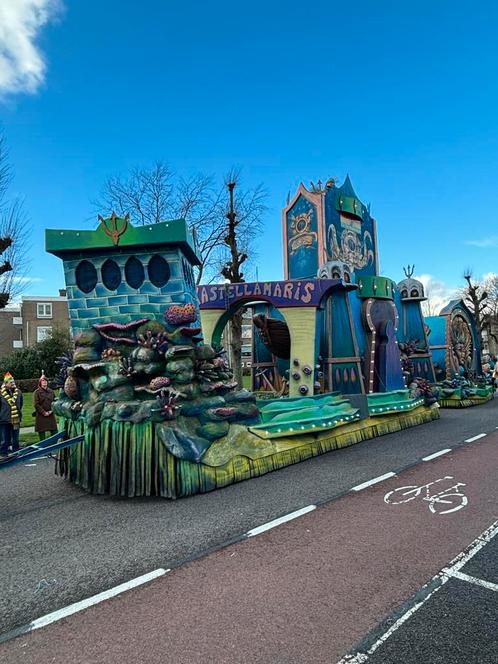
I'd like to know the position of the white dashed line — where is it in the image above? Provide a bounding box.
[25,568,169,634]
[422,449,452,461]
[351,472,396,492]
[246,505,316,537]
[464,433,486,443]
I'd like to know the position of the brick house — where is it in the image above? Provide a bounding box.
[0,290,70,358]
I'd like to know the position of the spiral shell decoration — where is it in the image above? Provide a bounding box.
[164,303,197,326]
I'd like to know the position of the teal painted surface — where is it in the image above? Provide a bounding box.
[399,301,426,343]
[324,177,377,279]
[253,392,359,437]
[286,194,319,279]
[426,315,447,346]
[331,294,355,357]
[62,246,199,333]
[427,300,482,379]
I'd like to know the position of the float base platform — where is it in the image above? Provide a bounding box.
[439,394,494,408]
[57,405,439,499]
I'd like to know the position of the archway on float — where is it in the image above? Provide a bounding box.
[197,278,356,398]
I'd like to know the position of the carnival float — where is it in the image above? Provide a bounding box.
[41,177,488,498]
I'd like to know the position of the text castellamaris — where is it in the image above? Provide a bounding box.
[197,280,317,308]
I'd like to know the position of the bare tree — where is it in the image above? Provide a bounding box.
[93,162,228,284]
[220,169,268,387]
[421,284,439,317]
[462,269,488,353]
[0,133,30,308]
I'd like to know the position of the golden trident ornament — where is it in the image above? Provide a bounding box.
[98,211,129,245]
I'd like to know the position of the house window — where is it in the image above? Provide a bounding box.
[37,326,52,342]
[37,303,53,319]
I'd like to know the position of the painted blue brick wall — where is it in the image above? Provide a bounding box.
[62,247,199,333]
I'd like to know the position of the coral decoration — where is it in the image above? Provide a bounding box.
[137,329,169,354]
[135,376,172,394]
[93,318,149,344]
[101,348,121,360]
[156,388,183,419]
[164,303,197,326]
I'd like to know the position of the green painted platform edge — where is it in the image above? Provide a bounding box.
[367,389,411,405]
[57,405,440,499]
[249,411,361,439]
[368,397,426,415]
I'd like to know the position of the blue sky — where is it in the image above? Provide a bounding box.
[2,0,498,308]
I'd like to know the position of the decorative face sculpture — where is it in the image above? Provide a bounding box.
[450,314,473,373]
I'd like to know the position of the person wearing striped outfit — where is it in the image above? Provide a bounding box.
[0,372,23,457]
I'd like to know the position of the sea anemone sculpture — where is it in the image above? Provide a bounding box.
[164,303,197,327]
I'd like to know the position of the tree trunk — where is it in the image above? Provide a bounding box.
[229,309,244,388]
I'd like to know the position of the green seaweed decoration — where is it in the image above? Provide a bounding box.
[53,303,261,483]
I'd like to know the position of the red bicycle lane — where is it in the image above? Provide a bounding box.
[2,433,498,664]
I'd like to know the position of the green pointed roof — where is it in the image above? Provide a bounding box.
[46,216,201,265]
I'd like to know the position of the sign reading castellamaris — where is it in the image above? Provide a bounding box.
[197,278,349,309]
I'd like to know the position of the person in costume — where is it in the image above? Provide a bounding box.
[33,374,57,440]
[0,372,23,456]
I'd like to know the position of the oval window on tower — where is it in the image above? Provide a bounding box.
[125,256,145,289]
[148,255,170,287]
[101,259,122,291]
[75,260,98,294]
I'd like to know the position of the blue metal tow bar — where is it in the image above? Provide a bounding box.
[0,431,84,470]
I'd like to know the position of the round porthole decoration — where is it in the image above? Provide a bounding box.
[299,385,309,395]
[148,255,170,288]
[75,260,98,294]
[125,256,145,289]
[101,258,121,291]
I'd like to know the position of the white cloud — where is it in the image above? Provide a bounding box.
[0,1,62,96]
[465,236,498,248]
[416,273,458,317]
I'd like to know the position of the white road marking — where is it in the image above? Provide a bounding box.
[464,433,486,442]
[29,568,169,632]
[422,449,451,461]
[351,472,396,492]
[336,520,498,663]
[447,570,498,592]
[24,464,37,467]
[246,505,316,537]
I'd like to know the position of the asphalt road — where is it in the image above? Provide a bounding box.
[1,401,497,637]
[1,424,497,663]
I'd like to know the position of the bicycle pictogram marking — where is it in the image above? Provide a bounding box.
[384,475,468,515]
